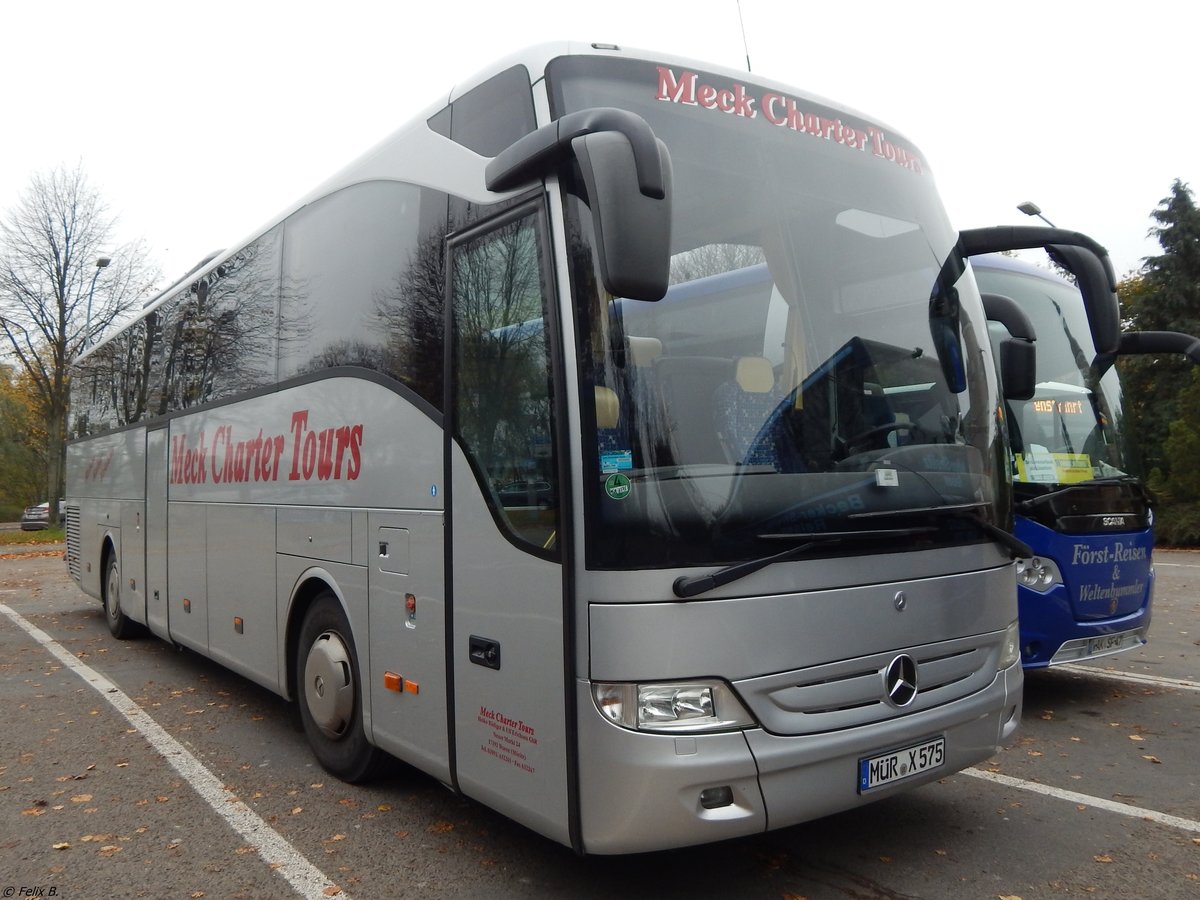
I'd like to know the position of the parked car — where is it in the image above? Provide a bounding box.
[496,480,555,508]
[21,500,63,531]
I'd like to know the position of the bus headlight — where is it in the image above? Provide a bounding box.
[1015,556,1062,593]
[592,680,756,733]
[998,620,1021,670]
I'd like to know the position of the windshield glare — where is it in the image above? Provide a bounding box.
[549,56,1004,569]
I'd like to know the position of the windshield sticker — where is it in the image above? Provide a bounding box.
[604,472,631,501]
[1016,446,1093,484]
[600,450,633,473]
[655,67,925,175]
[874,468,899,488]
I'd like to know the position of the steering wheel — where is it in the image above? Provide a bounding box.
[845,422,920,454]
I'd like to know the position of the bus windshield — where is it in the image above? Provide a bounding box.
[974,261,1130,488]
[549,56,1005,570]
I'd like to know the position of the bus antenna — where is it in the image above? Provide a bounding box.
[736,0,752,72]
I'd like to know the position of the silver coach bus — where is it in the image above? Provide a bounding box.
[66,43,1022,854]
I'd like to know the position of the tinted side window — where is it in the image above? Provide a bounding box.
[449,65,536,157]
[280,181,447,411]
[157,229,281,412]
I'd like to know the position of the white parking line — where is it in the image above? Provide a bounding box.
[0,602,351,900]
[1056,663,1200,692]
[966,768,1200,834]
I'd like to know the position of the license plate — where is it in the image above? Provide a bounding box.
[859,736,945,792]
[1087,631,1134,656]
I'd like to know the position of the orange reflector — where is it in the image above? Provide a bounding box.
[404,680,419,695]
[183,598,191,613]
[383,672,402,692]
[233,616,244,634]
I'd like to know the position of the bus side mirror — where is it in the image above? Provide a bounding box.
[982,292,1037,400]
[572,131,672,300]
[485,107,673,301]
[1045,244,1120,355]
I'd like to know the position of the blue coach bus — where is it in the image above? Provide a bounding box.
[967,247,1199,668]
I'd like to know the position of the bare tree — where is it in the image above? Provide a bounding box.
[0,164,159,522]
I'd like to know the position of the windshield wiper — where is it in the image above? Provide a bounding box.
[671,527,934,599]
[849,502,1033,559]
[1017,475,1141,512]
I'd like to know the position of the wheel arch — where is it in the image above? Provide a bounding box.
[99,532,119,600]
[283,568,348,702]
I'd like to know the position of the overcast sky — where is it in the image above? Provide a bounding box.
[3,0,1195,284]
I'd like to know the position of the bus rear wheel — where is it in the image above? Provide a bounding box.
[103,553,138,639]
[295,592,383,783]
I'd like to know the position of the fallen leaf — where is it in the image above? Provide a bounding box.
[70,794,92,803]
[429,821,455,833]
[52,842,70,850]
[292,807,304,815]
[1128,735,1145,742]
[322,887,342,897]
[1142,755,1162,764]
[1094,854,1113,863]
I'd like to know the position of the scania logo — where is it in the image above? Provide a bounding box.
[883,654,919,708]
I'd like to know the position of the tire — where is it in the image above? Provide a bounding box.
[103,552,138,639]
[295,591,383,783]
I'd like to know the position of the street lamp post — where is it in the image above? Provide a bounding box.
[85,255,112,347]
[1017,201,1057,228]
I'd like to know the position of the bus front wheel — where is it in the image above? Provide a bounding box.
[295,592,383,783]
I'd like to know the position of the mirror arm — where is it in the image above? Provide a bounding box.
[959,226,1117,292]
[1118,330,1200,364]
[485,107,665,199]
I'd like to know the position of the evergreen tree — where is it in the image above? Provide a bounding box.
[1118,180,1200,481]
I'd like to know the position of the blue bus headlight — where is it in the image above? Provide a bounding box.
[1016,556,1062,593]
[592,680,756,733]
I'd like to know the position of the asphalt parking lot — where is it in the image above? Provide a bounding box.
[1,546,1197,899]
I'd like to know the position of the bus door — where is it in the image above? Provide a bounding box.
[446,202,572,846]
[145,425,170,641]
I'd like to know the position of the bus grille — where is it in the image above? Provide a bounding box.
[735,633,999,736]
[65,506,81,583]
